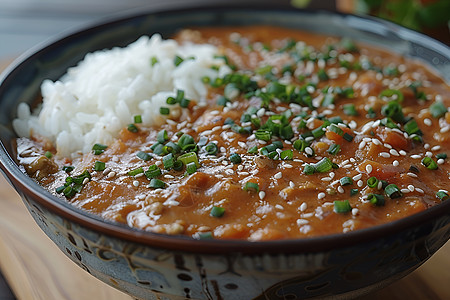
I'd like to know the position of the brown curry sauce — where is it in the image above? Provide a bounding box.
[17,26,450,241]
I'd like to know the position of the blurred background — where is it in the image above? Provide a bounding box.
[0,0,448,60]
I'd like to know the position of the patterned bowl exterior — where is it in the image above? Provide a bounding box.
[1,3,449,300]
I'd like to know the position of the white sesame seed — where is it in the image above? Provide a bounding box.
[300,202,308,212]
[237,165,244,171]
[321,177,332,182]
[259,191,266,200]
[297,219,309,225]
[338,186,344,194]
[318,192,326,200]
[164,175,175,179]
[366,164,373,174]
[411,154,421,159]
[400,188,410,194]
[305,137,315,142]
[441,126,450,133]
[210,110,220,115]
[220,147,226,153]
[424,143,430,149]
[393,160,399,167]
[424,118,432,126]
[257,108,265,117]
[372,138,381,145]
[352,208,359,216]
[222,124,231,130]
[357,180,364,187]
[107,171,116,179]
[82,177,90,185]
[379,152,390,158]
[225,169,234,175]
[384,143,393,149]
[352,174,362,181]
[408,185,415,192]
[155,161,162,166]
[431,145,441,151]
[349,120,357,129]
[358,141,366,150]
[372,120,381,128]
[238,172,250,176]
[238,141,247,149]
[415,188,424,194]
[102,168,111,175]
[284,164,293,168]
[407,172,418,178]
[399,150,406,156]
[343,164,353,168]
[437,159,445,165]
[305,147,313,156]
[133,180,140,187]
[426,151,433,157]
[289,181,295,188]
[274,172,282,179]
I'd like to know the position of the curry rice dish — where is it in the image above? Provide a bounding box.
[14,26,450,241]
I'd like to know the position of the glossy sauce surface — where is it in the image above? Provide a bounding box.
[17,26,450,241]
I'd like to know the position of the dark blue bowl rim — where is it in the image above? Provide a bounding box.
[0,3,449,255]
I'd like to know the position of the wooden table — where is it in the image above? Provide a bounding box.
[0,60,449,300]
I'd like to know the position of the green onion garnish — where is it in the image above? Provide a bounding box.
[343,132,354,142]
[44,151,52,159]
[127,124,139,133]
[62,166,74,173]
[162,153,175,170]
[329,124,344,136]
[379,89,404,102]
[318,68,329,81]
[137,151,152,161]
[333,200,352,213]
[421,157,438,170]
[177,133,195,150]
[177,152,200,168]
[229,153,242,164]
[368,194,385,206]
[174,55,184,66]
[150,56,158,66]
[322,94,335,107]
[205,143,218,155]
[350,188,359,196]
[367,176,379,188]
[385,184,402,199]
[436,191,449,201]
[160,107,170,115]
[94,161,106,172]
[303,164,315,175]
[134,115,142,123]
[243,182,259,193]
[157,129,169,143]
[404,119,421,135]
[340,177,353,186]
[436,153,447,160]
[186,162,197,174]
[280,149,293,160]
[343,103,358,116]
[293,139,309,152]
[381,101,404,123]
[314,157,333,173]
[429,101,447,118]
[144,165,161,179]
[248,146,258,154]
[128,167,144,176]
[327,144,341,155]
[148,178,166,189]
[210,206,225,218]
[255,129,272,141]
[92,143,107,155]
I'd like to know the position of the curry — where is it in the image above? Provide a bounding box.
[16,26,450,241]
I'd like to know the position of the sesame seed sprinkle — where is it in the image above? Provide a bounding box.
[415,187,424,194]
[338,186,344,194]
[408,185,415,192]
[351,208,359,216]
[393,160,399,167]
[377,181,383,190]
[366,164,373,174]
[259,191,266,200]
[424,118,432,126]
[107,171,116,179]
[352,174,362,181]
[321,177,332,182]
[300,202,308,211]
[399,150,406,156]
[274,172,282,179]
[437,159,445,165]
[407,172,418,178]
[289,181,295,188]
[133,180,140,187]
[411,155,421,159]
[318,192,326,199]
[82,178,89,185]
[431,145,441,151]
[164,175,175,179]
[357,180,364,187]
[400,188,410,194]
[379,152,390,158]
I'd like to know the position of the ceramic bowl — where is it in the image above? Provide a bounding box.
[0,2,449,300]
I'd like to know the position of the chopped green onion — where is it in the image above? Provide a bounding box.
[318,69,329,81]
[128,167,144,176]
[150,56,158,66]
[210,206,225,218]
[186,162,197,174]
[303,164,315,175]
[248,146,258,154]
[179,97,190,108]
[314,157,333,173]
[329,124,344,136]
[243,182,259,193]
[44,151,52,159]
[368,194,385,206]
[196,232,213,240]
[404,119,421,135]
[385,184,402,199]
[137,151,152,161]
[94,161,105,171]
[148,178,166,189]
[166,96,177,105]
[92,143,107,155]
[62,166,74,173]
[224,83,240,100]
[174,55,184,66]
[157,129,169,143]
[322,94,335,107]
[429,101,447,118]
[350,188,359,196]
[205,143,218,155]
[333,200,352,213]
[229,153,242,164]
[343,103,358,116]
[177,134,195,149]
[255,129,272,141]
[312,126,326,139]
[436,191,449,201]
[436,153,447,160]
[327,143,341,155]
[293,139,309,152]
[216,95,228,106]
[144,165,161,179]
[343,132,354,142]
[280,149,293,160]
[162,153,175,170]
[379,89,404,102]
[55,186,66,194]
[177,152,200,167]
[340,177,353,186]
[421,157,438,170]
[134,115,142,123]
[173,160,183,171]
[127,124,139,133]
[381,101,405,123]
[160,107,170,115]
[367,176,379,188]
[340,38,358,52]
[63,186,76,198]
[367,107,376,118]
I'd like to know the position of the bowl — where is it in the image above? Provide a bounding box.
[1,2,449,299]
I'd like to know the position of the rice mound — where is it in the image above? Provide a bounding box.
[13,34,229,157]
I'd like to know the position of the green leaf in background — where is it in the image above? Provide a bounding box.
[291,0,312,8]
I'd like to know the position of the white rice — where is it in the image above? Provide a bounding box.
[13,34,230,157]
